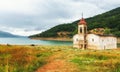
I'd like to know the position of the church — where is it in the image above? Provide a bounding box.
[73,17,117,50]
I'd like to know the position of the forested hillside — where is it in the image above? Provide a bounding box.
[29,7,120,38]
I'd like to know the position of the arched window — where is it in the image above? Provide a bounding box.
[80,27,82,33]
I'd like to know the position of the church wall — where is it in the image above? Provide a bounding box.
[86,34,117,50]
[87,34,101,50]
[73,34,84,49]
[99,37,117,49]
[73,34,117,50]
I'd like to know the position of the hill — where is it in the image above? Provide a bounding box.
[0,31,22,37]
[29,7,120,38]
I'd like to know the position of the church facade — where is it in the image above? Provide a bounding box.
[73,17,117,50]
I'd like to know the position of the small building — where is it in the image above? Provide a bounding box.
[73,17,117,50]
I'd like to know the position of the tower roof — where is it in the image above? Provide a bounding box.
[78,17,87,25]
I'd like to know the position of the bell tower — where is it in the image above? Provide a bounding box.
[78,14,87,49]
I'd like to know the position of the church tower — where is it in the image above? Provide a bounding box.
[78,16,87,49]
[73,15,87,49]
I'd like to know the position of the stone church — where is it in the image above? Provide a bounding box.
[73,17,117,50]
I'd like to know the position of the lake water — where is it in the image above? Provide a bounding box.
[0,37,73,46]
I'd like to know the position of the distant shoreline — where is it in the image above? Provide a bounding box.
[30,37,72,41]
[30,37,120,43]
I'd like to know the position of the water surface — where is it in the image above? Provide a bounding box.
[0,37,72,46]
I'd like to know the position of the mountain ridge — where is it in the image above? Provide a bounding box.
[0,31,23,37]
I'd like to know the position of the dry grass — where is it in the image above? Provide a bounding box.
[0,45,52,72]
[0,45,120,72]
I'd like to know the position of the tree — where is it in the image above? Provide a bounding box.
[104,28,111,35]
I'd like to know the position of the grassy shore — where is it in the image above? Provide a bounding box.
[0,45,120,72]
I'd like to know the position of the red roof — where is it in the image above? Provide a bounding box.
[78,18,87,25]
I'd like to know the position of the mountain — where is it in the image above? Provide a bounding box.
[29,7,120,38]
[0,31,22,37]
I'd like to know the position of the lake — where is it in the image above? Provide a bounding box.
[0,37,73,46]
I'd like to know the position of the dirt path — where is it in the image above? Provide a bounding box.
[36,52,79,72]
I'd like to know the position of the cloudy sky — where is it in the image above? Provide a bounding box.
[0,0,120,36]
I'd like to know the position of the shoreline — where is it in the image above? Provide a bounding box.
[30,37,72,41]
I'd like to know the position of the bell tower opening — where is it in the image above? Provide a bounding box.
[80,27,82,33]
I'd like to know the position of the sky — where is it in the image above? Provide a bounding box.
[0,0,120,36]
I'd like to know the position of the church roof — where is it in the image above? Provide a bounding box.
[78,18,87,25]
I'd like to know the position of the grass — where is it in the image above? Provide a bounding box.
[0,45,52,72]
[0,45,120,72]
[70,50,120,72]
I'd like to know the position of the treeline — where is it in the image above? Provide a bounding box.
[29,7,120,38]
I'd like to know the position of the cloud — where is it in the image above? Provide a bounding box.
[0,0,119,36]
[0,0,38,15]
[0,26,43,36]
